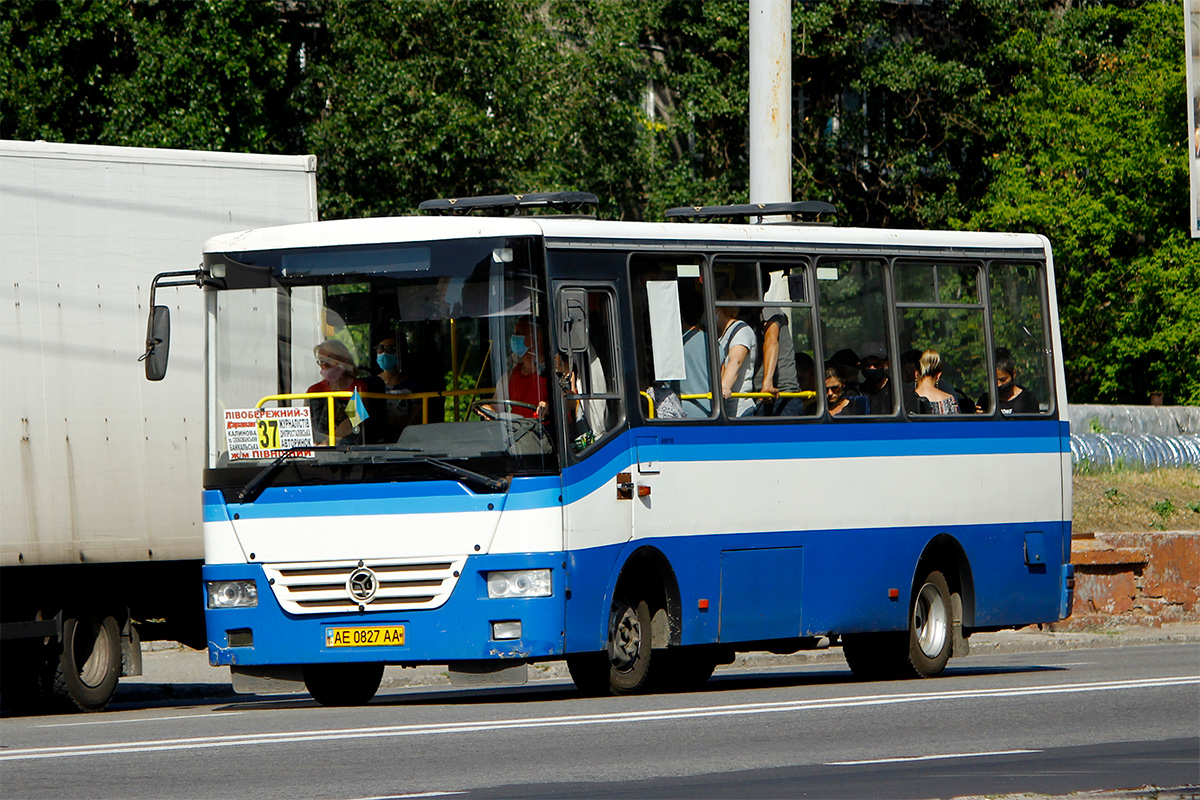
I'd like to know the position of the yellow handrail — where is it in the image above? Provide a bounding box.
[255,387,497,444]
[639,390,818,419]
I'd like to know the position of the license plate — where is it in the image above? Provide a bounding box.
[325,625,405,648]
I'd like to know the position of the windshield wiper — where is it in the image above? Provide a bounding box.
[419,457,509,493]
[236,447,315,504]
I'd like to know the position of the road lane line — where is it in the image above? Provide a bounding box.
[3,675,1196,762]
[38,712,244,728]
[345,794,467,799]
[827,748,1041,766]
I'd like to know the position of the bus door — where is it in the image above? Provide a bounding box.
[626,254,711,545]
[555,284,629,551]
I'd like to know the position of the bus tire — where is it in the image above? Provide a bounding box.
[908,570,952,677]
[565,652,611,696]
[651,647,718,692]
[48,614,122,712]
[607,596,653,694]
[842,632,908,680]
[303,662,384,706]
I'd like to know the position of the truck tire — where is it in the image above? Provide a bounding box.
[48,614,122,712]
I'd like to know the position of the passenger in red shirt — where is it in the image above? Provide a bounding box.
[307,339,368,444]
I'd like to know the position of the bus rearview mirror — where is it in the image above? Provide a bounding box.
[142,305,171,381]
[559,289,589,353]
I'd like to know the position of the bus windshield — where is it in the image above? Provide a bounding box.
[205,236,557,482]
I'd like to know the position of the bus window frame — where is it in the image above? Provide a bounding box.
[981,258,1057,419]
[551,280,627,464]
[709,254,822,424]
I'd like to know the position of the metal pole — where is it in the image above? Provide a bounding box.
[749,0,792,208]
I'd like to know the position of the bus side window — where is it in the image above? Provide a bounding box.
[558,288,623,453]
[894,260,988,416]
[815,258,895,417]
[985,262,1053,416]
[631,255,713,421]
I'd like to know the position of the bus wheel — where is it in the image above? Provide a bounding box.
[48,614,122,712]
[607,596,652,694]
[908,570,952,677]
[652,647,718,692]
[842,632,908,680]
[303,662,384,706]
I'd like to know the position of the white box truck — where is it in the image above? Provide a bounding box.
[0,140,317,711]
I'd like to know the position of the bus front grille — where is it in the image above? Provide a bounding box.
[261,558,467,614]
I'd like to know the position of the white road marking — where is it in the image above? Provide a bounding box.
[344,794,467,799]
[3,675,1195,762]
[827,748,1040,766]
[38,712,244,729]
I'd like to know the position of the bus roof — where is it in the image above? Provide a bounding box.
[204,214,1048,256]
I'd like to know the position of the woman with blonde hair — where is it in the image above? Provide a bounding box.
[915,349,959,415]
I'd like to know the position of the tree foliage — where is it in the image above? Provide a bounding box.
[1,0,1195,404]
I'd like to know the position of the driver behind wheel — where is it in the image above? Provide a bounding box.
[490,317,549,420]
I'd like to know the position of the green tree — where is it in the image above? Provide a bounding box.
[967,3,1199,404]
[1,0,311,153]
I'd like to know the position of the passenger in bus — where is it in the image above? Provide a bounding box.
[491,317,549,420]
[679,291,712,418]
[977,347,1039,416]
[824,367,855,416]
[827,348,864,397]
[754,307,804,416]
[716,305,757,417]
[308,339,369,444]
[915,349,960,415]
[898,348,929,414]
[372,336,422,436]
[858,343,893,415]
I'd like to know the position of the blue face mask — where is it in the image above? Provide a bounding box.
[510,335,530,359]
[376,352,398,372]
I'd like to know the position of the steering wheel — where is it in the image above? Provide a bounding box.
[469,399,539,422]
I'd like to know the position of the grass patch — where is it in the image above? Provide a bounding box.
[1073,467,1200,532]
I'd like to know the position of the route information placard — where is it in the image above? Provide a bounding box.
[224,408,314,460]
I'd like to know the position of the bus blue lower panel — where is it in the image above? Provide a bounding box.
[204,552,566,667]
[564,522,1070,654]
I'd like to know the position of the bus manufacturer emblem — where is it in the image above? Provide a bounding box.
[346,567,378,604]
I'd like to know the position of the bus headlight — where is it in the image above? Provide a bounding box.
[486,570,551,599]
[207,580,259,609]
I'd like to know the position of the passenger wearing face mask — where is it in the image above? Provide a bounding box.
[978,347,1039,416]
[858,343,894,415]
[373,336,422,435]
[307,339,368,444]
[489,317,549,420]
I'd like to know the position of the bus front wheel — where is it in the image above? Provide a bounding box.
[566,595,653,696]
[303,662,384,706]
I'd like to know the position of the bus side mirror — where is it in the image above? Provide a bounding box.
[141,305,171,381]
[558,289,589,353]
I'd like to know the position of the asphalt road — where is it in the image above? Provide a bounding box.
[2,642,1197,800]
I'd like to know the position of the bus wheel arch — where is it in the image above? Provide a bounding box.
[566,546,681,696]
[914,534,975,659]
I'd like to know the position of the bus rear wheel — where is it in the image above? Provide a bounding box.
[303,662,384,706]
[908,570,952,677]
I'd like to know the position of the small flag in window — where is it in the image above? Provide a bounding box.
[347,387,368,431]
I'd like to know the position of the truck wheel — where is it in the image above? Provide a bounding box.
[48,614,122,712]
[303,662,384,706]
[908,570,952,677]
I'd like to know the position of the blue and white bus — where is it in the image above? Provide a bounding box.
[182,193,1073,705]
